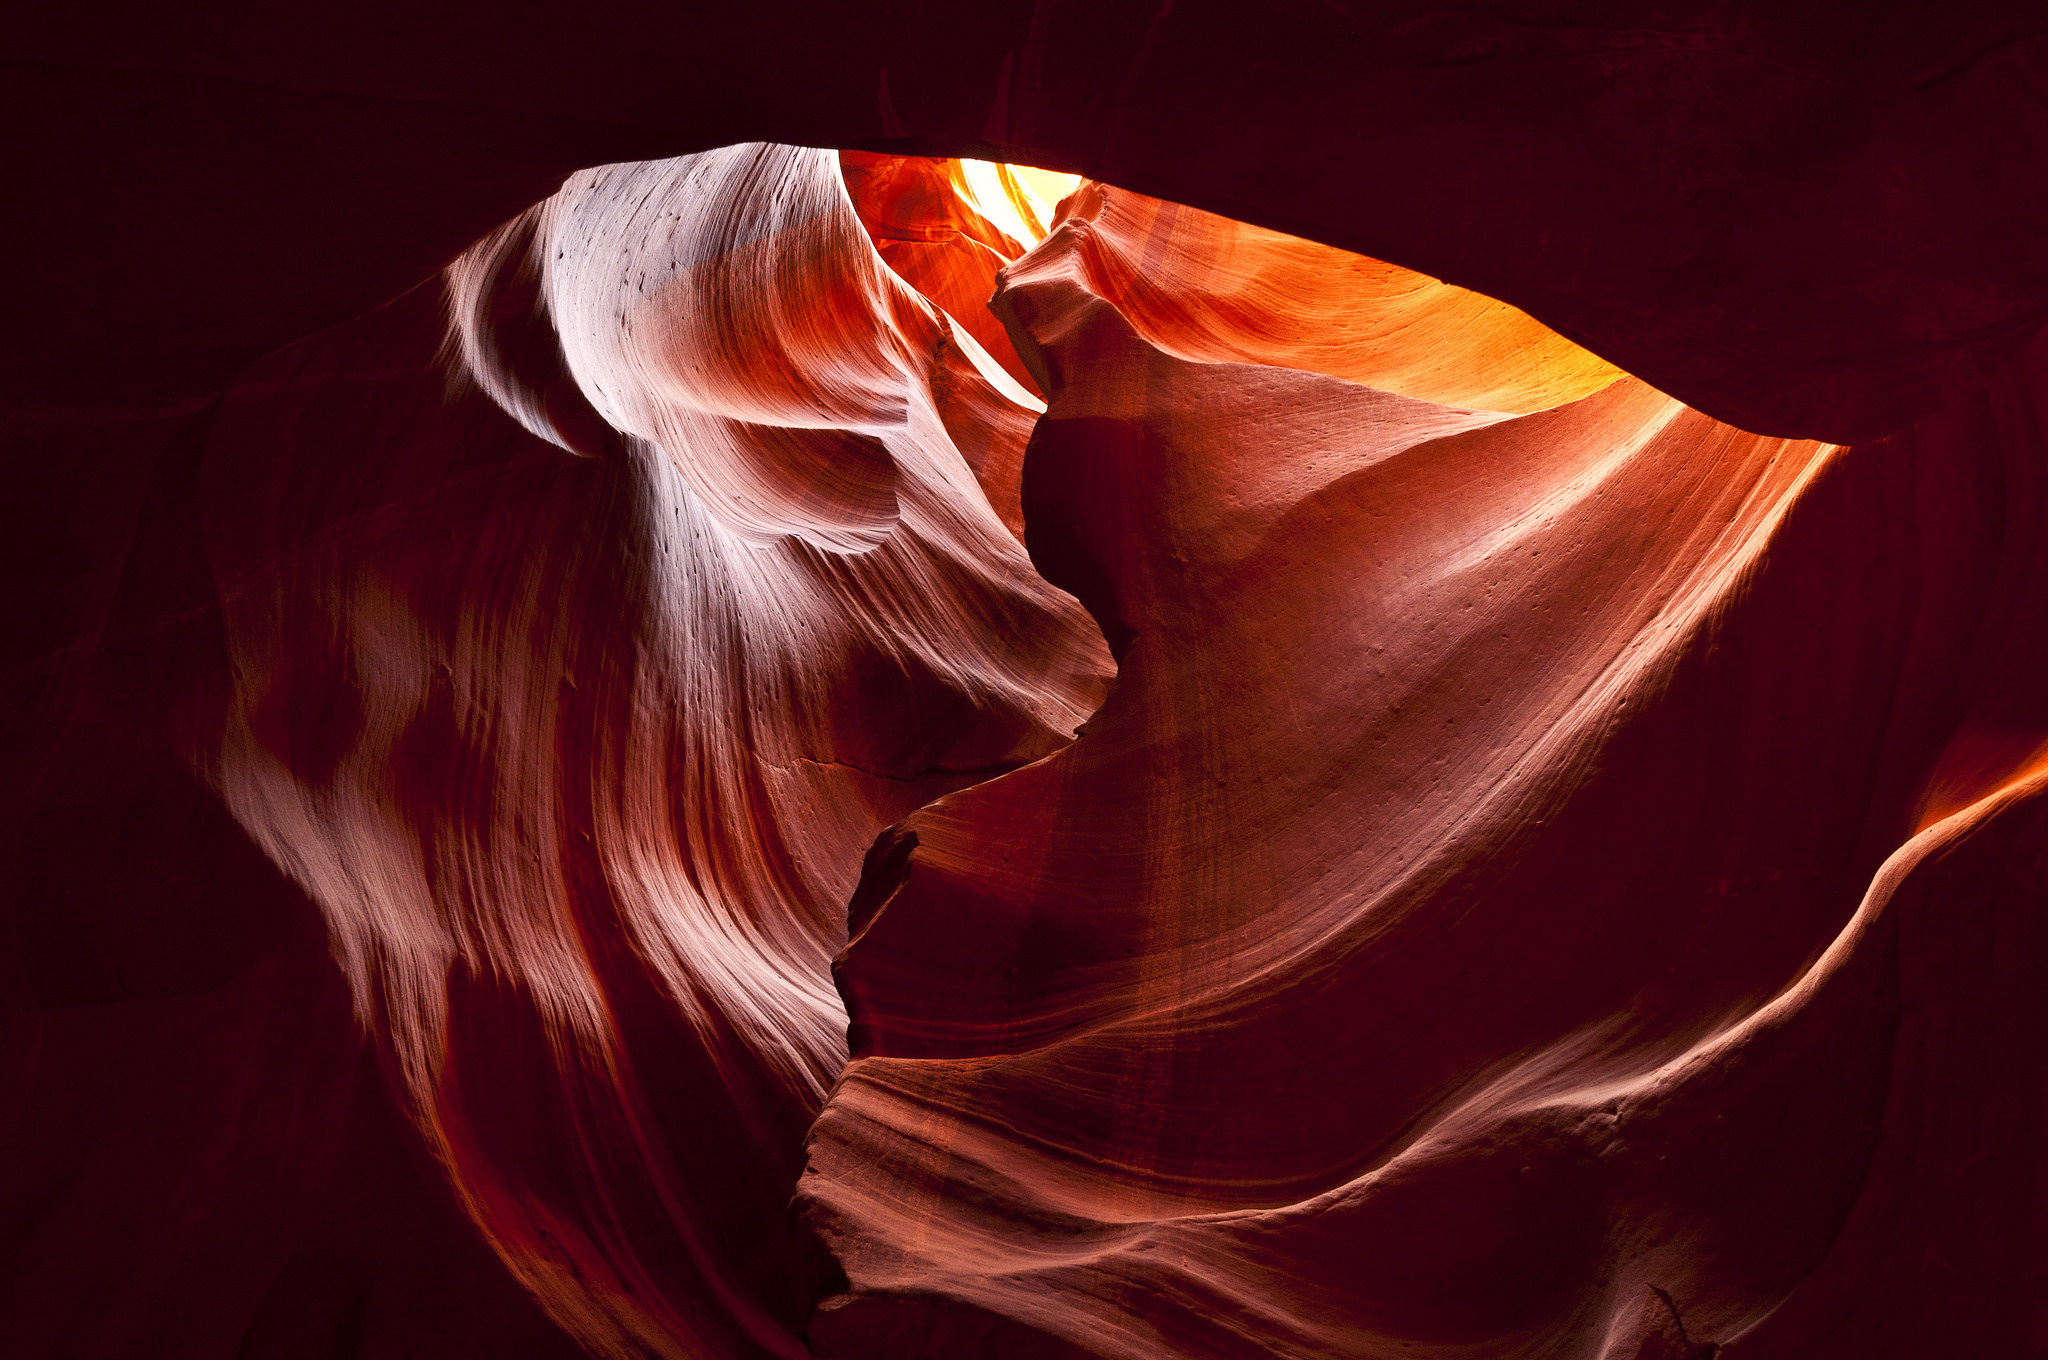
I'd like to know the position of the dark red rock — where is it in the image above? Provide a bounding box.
[801,189,2048,1359]
[5,7,2048,1358]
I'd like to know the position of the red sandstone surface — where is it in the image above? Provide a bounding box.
[5,7,2048,1359]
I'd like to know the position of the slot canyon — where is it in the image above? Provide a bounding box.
[5,5,2048,1358]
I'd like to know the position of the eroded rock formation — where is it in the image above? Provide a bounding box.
[6,8,2048,1358]
[807,180,2048,1360]
[203,146,1107,1359]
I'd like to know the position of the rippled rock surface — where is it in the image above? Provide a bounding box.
[6,9,2048,1354]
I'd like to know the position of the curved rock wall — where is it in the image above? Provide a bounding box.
[5,13,2047,1351]
[806,180,2048,1360]
[204,146,1108,1358]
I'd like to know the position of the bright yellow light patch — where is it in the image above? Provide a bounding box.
[957,161,1086,246]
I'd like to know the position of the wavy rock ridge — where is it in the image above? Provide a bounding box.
[807,177,2048,1360]
[6,133,2048,1360]
[210,145,1110,1359]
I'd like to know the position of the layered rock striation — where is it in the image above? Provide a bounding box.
[4,31,2047,1350]
[805,177,2048,1360]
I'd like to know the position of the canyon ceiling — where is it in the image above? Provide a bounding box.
[5,4,2048,1359]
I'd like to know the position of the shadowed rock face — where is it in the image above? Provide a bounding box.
[5,9,2048,1359]
[203,147,1108,1359]
[806,179,2048,1360]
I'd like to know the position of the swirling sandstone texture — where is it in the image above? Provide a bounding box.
[206,144,1112,1360]
[806,179,2048,1360]
[5,7,2048,1360]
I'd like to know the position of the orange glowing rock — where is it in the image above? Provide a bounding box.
[797,162,2048,1360]
[10,98,2048,1357]
[1037,181,1625,413]
[838,151,1063,398]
